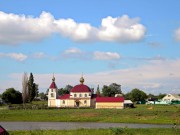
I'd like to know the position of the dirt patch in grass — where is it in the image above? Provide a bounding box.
[80,112,99,117]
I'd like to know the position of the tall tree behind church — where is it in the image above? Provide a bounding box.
[22,72,29,104]
[28,73,36,102]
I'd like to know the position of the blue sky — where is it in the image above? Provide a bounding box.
[0,0,180,94]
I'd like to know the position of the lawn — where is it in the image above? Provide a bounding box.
[0,104,179,124]
[8,128,180,135]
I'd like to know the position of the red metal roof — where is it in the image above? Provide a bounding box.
[96,97,124,102]
[58,94,70,99]
[70,84,91,92]
[49,82,57,89]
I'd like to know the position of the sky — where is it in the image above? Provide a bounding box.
[0,0,180,94]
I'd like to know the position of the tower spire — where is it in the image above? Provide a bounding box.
[52,73,55,82]
[80,72,84,84]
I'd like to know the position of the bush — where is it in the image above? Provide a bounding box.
[110,127,124,135]
[2,88,22,104]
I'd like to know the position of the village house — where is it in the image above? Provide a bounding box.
[162,94,180,102]
[48,75,124,109]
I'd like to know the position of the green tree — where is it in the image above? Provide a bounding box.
[28,73,36,102]
[2,88,22,104]
[39,92,48,100]
[102,83,122,97]
[147,93,155,98]
[35,84,39,98]
[91,88,94,94]
[125,88,147,102]
[109,83,122,94]
[96,85,101,96]
[124,92,131,100]
[58,85,73,96]
[102,85,111,96]
[157,93,166,99]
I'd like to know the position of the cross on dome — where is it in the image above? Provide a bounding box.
[80,73,84,84]
[52,73,55,82]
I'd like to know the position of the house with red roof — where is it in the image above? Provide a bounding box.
[48,75,124,109]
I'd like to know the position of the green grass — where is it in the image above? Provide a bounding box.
[8,128,180,135]
[0,104,179,124]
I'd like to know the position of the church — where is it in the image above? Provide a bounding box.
[48,75,124,109]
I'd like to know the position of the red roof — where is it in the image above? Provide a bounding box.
[96,97,124,102]
[70,84,91,92]
[49,82,57,89]
[58,94,70,99]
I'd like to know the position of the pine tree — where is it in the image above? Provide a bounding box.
[96,85,101,96]
[35,84,39,98]
[28,73,36,102]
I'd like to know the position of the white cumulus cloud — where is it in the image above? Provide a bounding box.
[0,11,146,45]
[62,48,120,61]
[62,48,87,59]
[93,51,120,60]
[98,15,146,42]
[175,27,180,41]
[64,48,82,54]
[0,11,55,45]
[55,19,97,42]
[0,52,27,61]
[32,52,46,58]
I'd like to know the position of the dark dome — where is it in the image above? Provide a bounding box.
[70,84,91,92]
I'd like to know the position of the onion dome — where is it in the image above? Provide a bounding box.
[80,76,84,84]
[70,75,91,92]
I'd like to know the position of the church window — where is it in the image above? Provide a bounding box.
[51,89,53,92]
[63,100,65,104]
[84,100,87,104]
[74,94,77,97]
[79,94,82,97]
[85,94,87,97]
[51,93,54,97]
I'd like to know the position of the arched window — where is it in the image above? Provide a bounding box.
[63,100,65,104]
[79,94,82,97]
[51,93,54,97]
[74,94,77,97]
[85,94,87,97]
[84,100,87,104]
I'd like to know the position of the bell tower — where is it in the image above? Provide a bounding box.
[48,74,58,107]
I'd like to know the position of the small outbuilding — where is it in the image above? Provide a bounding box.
[95,97,124,109]
[124,100,134,108]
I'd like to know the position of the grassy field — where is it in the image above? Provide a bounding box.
[8,128,180,135]
[0,104,179,124]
